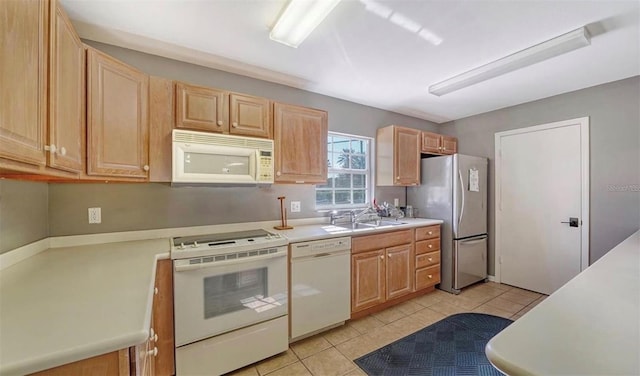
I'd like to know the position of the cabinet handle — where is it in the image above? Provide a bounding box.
[44,144,57,153]
[428,244,433,248]
[232,122,238,128]
[379,255,384,260]
[276,171,281,176]
[60,146,67,156]
[143,165,150,171]
[428,231,433,235]
[428,274,433,279]
[388,254,391,258]
[154,287,158,295]
[149,328,156,341]
[396,176,400,180]
[147,347,158,357]
[428,257,433,262]
[217,120,223,126]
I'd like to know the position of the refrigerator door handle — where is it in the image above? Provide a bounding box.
[458,169,465,229]
[458,235,488,245]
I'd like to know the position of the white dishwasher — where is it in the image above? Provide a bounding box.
[290,237,351,341]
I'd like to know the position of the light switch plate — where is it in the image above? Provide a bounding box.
[291,201,301,213]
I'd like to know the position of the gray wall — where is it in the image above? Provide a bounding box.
[0,180,49,254]
[440,76,640,274]
[45,41,437,236]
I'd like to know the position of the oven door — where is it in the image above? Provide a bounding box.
[173,247,287,347]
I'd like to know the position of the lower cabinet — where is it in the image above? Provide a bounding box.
[351,229,414,315]
[414,225,442,290]
[351,225,441,317]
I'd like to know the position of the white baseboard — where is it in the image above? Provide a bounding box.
[0,238,50,271]
[487,275,497,282]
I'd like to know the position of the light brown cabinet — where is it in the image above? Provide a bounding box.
[87,48,149,179]
[175,82,272,138]
[351,229,414,315]
[153,259,175,376]
[30,350,130,376]
[421,131,457,155]
[273,102,327,184]
[0,0,48,167]
[48,0,85,173]
[376,125,421,186]
[414,225,442,290]
[0,0,84,176]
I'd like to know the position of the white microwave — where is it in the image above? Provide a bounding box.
[172,130,274,185]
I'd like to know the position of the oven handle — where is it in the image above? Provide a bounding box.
[174,251,286,272]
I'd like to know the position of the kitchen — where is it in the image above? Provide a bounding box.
[1,1,639,375]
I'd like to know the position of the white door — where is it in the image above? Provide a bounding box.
[495,117,589,295]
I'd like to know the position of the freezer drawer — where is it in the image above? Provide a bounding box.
[454,235,488,289]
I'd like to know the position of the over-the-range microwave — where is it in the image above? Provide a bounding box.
[172,129,274,185]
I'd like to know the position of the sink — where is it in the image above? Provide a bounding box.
[332,220,407,231]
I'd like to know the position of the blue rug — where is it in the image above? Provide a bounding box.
[354,313,512,376]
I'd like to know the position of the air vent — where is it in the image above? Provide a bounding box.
[173,129,273,149]
[191,248,280,265]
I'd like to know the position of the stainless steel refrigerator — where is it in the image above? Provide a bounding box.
[407,154,488,294]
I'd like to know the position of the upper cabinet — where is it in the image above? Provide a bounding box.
[0,0,84,176]
[273,102,327,184]
[87,48,149,179]
[376,125,420,186]
[229,93,271,138]
[421,131,457,155]
[49,0,85,173]
[175,82,228,133]
[175,82,272,139]
[0,0,48,167]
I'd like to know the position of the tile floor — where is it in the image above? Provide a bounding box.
[227,282,547,376]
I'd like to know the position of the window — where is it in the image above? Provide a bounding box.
[316,132,372,208]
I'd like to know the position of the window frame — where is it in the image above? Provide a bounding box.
[315,131,375,210]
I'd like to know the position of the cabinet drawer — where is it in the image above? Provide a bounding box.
[352,229,412,253]
[416,238,440,254]
[415,225,440,241]
[416,251,440,269]
[416,265,440,290]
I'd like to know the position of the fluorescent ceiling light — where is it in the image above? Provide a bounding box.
[270,0,341,48]
[429,27,591,96]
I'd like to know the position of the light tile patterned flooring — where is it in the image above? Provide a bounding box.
[227,282,546,376]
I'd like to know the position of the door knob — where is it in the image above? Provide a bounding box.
[560,217,579,227]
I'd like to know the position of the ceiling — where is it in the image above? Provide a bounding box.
[61,0,640,124]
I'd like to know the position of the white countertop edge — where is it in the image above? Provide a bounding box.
[0,238,50,271]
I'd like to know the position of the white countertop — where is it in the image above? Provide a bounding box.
[485,230,640,375]
[273,217,443,242]
[0,238,170,376]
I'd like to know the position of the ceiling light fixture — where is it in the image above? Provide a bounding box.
[429,27,591,96]
[270,0,341,48]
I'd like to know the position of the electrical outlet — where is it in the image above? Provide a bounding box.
[290,201,301,213]
[88,207,101,224]
[394,198,399,207]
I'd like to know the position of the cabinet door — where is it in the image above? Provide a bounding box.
[421,132,441,154]
[0,0,48,166]
[273,102,327,183]
[386,244,414,300]
[229,93,271,138]
[351,249,385,313]
[153,259,175,376]
[393,127,420,185]
[48,0,84,173]
[87,48,149,178]
[175,82,228,133]
[441,135,457,155]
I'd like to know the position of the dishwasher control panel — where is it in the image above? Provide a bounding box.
[290,237,351,258]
